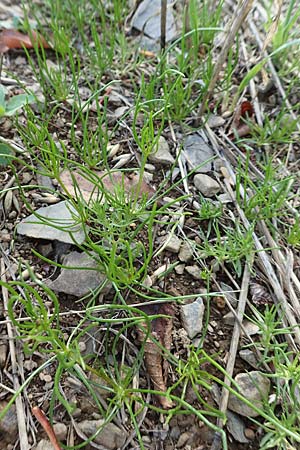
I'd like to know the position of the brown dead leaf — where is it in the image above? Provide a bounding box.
[137,303,174,409]
[228,100,254,140]
[59,169,156,203]
[0,29,51,53]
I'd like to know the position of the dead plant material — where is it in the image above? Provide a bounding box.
[32,406,62,450]
[250,281,271,306]
[59,169,156,203]
[137,303,174,409]
[0,29,51,53]
[228,100,254,139]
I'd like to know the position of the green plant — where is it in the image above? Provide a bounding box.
[0,84,34,117]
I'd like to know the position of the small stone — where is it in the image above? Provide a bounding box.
[226,411,249,443]
[34,439,55,450]
[174,264,185,275]
[0,402,18,442]
[242,320,260,336]
[17,201,85,244]
[185,265,201,280]
[207,115,225,128]
[179,241,194,262]
[163,234,182,253]
[24,360,38,371]
[217,192,232,204]
[219,282,238,308]
[184,134,214,173]
[194,174,220,197]
[239,349,260,369]
[244,428,256,440]
[180,297,205,339]
[47,251,111,298]
[77,419,127,449]
[53,422,67,441]
[228,371,270,418]
[149,136,175,165]
[223,312,235,326]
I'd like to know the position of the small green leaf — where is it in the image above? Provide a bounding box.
[0,143,13,166]
[5,94,35,116]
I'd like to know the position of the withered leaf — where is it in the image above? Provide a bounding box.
[137,303,174,409]
[59,169,156,203]
[0,29,51,53]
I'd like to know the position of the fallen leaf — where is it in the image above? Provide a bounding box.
[59,169,156,203]
[137,303,174,409]
[229,100,254,140]
[0,29,51,53]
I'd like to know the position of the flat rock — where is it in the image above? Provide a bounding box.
[149,136,175,165]
[17,201,85,244]
[180,297,205,339]
[184,134,214,173]
[226,411,249,444]
[207,115,225,129]
[194,174,220,197]
[185,265,201,280]
[228,371,270,418]
[179,241,194,262]
[239,349,260,369]
[131,0,176,42]
[242,320,260,336]
[47,251,111,297]
[223,311,235,325]
[0,401,18,442]
[77,419,127,449]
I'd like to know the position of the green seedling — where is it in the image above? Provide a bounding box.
[0,84,34,117]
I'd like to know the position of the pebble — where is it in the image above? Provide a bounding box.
[223,312,235,326]
[163,234,182,253]
[177,431,192,448]
[242,320,260,336]
[207,114,225,128]
[244,428,256,440]
[179,241,194,262]
[76,419,127,449]
[184,134,214,173]
[194,174,221,197]
[149,136,175,165]
[185,265,201,280]
[174,264,185,275]
[33,439,55,450]
[226,410,249,443]
[239,349,260,369]
[228,371,271,417]
[53,422,67,441]
[180,297,205,339]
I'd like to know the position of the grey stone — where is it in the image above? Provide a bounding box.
[217,192,232,203]
[228,371,270,418]
[185,265,201,280]
[131,0,176,42]
[17,201,85,244]
[207,115,225,129]
[174,264,185,274]
[226,411,249,444]
[53,422,67,441]
[34,439,55,450]
[242,320,260,336]
[180,297,205,339]
[239,349,260,369]
[194,174,220,197]
[179,241,194,262]
[223,312,235,326]
[184,134,214,173]
[219,282,238,308]
[0,402,18,442]
[149,136,175,165]
[163,234,182,253]
[47,251,111,297]
[77,419,127,449]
